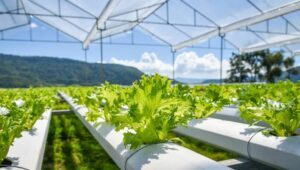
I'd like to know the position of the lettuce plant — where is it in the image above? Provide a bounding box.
[0,88,57,163]
[238,81,300,137]
[69,75,235,149]
[116,75,196,148]
[192,84,232,118]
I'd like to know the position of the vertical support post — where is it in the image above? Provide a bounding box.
[100,30,103,64]
[285,20,288,34]
[238,51,242,83]
[267,20,270,33]
[28,14,33,41]
[17,0,19,14]
[29,22,33,41]
[255,54,258,82]
[98,28,105,83]
[193,9,197,26]
[166,0,169,24]
[109,36,112,43]
[135,10,139,22]
[81,48,88,82]
[84,48,88,62]
[56,29,59,42]
[131,29,134,44]
[219,31,225,85]
[171,50,176,80]
[58,0,61,16]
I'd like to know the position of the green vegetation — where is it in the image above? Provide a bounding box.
[42,114,118,170]
[41,94,235,169]
[1,76,299,166]
[0,88,57,163]
[65,76,300,140]
[64,74,232,149]
[237,81,300,136]
[227,50,299,83]
[0,53,143,88]
[42,114,235,170]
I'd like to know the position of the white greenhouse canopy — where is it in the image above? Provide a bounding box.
[1,0,300,55]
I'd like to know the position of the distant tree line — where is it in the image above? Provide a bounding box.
[226,50,298,83]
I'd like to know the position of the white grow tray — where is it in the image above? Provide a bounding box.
[174,118,300,170]
[1,110,52,170]
[59,92,231,170]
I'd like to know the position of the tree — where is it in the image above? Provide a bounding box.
[260,51,284,83]
[226,53,249,83]
[243,52,264,82]
[227,52,264,83]
[283,57,298,80]
[227,50,298,83]
[252,51,264,82]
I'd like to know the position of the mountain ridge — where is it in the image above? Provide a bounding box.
[0,53,144,88]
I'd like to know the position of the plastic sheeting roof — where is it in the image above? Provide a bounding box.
[0,0,166,46]
[1,0,300,55]
[0,0,29,30]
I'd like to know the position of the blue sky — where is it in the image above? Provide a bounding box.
[0,17,299,79]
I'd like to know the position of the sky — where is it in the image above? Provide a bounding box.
[0,15,299,80]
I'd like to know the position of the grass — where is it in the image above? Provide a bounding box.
[173,133,238,161]
[42,113,119,170]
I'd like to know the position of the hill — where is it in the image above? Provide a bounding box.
[0,54,144,88]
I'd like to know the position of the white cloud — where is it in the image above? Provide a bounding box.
[110,51,230,79]
[110,52,172,76]
[174,52,230,78]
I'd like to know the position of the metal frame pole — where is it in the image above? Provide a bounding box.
[97,28,105,84]
[84,48,88,62]
[172,50,176,80]
[219,33,225,85]
[100,30,103,64]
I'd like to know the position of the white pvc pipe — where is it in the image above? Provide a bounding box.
[4,110,52,170]
[212,106,244,123]
[126,143,229,170]
[174,118,300,170]
[213,106,299,133]
[59,92,230,170]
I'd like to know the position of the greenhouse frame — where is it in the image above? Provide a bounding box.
[0,0,300,170]
[1,0,300,79]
